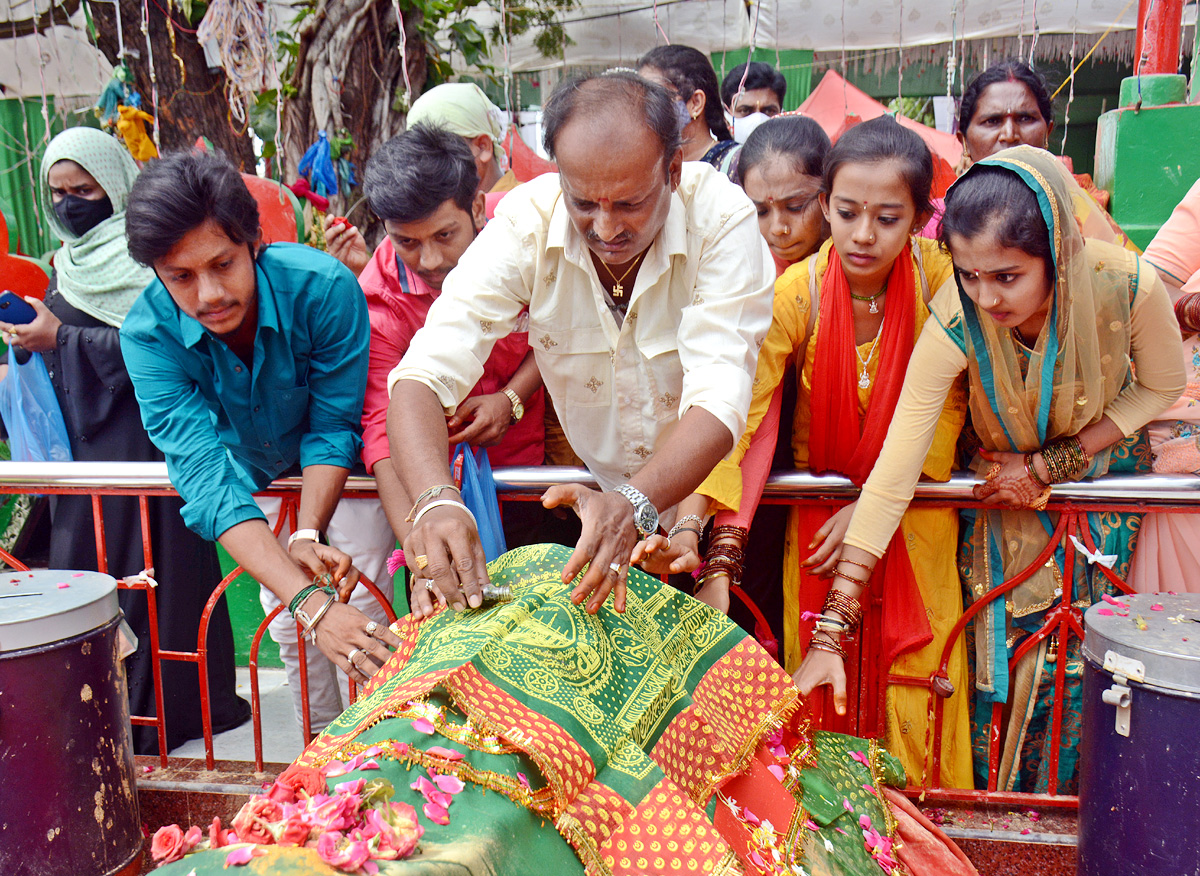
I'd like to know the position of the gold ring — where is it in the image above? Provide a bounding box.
[1030,488,1051,511]
[414,554,429,570]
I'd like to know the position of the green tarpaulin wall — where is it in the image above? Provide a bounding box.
[0,97,65,259]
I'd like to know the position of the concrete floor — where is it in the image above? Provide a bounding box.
[170,667,306,764]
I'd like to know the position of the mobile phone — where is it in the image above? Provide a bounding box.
[0,291,37,325]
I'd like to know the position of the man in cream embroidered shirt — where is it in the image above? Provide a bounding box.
[389,140,770,492]
[387,71,772,615]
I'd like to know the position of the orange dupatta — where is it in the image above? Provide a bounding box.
[802,242,933,734]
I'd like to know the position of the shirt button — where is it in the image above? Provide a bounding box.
[235,365,243,373]
[254,405,261,412]
[47,371,54,379]
[263,441,271,448]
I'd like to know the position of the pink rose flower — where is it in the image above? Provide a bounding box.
[317,832,371,871]
[150,824,187,864]
[231,797,281,845]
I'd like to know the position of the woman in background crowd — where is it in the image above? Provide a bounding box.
[1128,176,1200,593]
[638,44,739,172]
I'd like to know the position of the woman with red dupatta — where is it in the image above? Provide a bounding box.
[657,117,973,790]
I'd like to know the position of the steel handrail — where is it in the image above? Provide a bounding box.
[4,461,1200,506]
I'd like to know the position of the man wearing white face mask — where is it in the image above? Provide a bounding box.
[721,62,787,144]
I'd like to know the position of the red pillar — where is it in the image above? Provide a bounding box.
[1134,0,1185,75]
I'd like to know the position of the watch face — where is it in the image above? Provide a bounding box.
[635,503,659,536]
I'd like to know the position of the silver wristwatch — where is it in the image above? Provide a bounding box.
[613,483,660,538]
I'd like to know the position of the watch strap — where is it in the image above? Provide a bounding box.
[502,387,524,423]
[287,528,325,549]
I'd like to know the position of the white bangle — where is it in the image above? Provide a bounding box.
[288,528,323,549]
[412,498,478,529]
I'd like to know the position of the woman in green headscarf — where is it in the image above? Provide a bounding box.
[0,127,250,753]
[792,146,1185,793]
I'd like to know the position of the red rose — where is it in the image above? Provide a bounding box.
[277,815,311,847]
[150,824,186,863]
[279,765,326,798]
[231,796,282,845]
[265,780,296,805]
[208,817,226,848]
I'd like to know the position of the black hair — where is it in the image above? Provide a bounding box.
[363,124,479,224]
[638,44,733,142]
[542,71,683,171]
[738,115,830,182]
[721,62,787,109]
[958,59,1053,134]
[821,116,934,217]
[939,163,1055,282]
[125,149,259,267]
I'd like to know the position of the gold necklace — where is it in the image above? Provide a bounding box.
[598,251,646,298]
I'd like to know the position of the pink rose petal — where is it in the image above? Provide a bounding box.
[411,717,436,735]
[1097,608,1114,616]
[859,814,873,829]
[767,764,785,781]
[359,759,380,770]
[362,745,382,757]
[516,772,530,789]
[742,807,761,826]
[423,801,450,825]
[835,827,848,835]
[72,572,85,577]
[224,845,264,867]
[850,750,870,766]
[1151,603,1164,611]
[804,819,820,831]
[432,773,465,794]
[749,851,766,868]
[323,760,350,778]
[427,745,464,761]
[843,798,854,812]
[1102,593,1125,606]
[862,784,876,794]
[57,583,69,589]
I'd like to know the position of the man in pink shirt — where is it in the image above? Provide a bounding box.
[358,124,545,553]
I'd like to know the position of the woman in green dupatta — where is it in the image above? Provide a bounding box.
[793,146,1184,794]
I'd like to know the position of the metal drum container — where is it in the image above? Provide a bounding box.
[0,570,141,876]
[1078,592,1200,876]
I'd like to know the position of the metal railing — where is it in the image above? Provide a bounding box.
[3,461,1197,801]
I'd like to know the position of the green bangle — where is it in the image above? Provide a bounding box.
[288,583,336,617]
[288,583,322,617]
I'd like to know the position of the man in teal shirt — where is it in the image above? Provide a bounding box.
[121,150,400,734]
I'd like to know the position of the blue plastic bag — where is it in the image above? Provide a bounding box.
[452,444,506,562]
[0,348,72,462]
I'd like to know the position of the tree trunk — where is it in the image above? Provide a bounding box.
[281,0,427,227]
[91,0,254,168]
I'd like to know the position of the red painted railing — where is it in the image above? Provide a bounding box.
[2,462,1197,800]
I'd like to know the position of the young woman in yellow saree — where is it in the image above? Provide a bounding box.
[796,146,1184,792]
[643,117,974,790]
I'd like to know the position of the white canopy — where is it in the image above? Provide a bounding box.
[0,1,112,99]
[489,0,1147,72]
